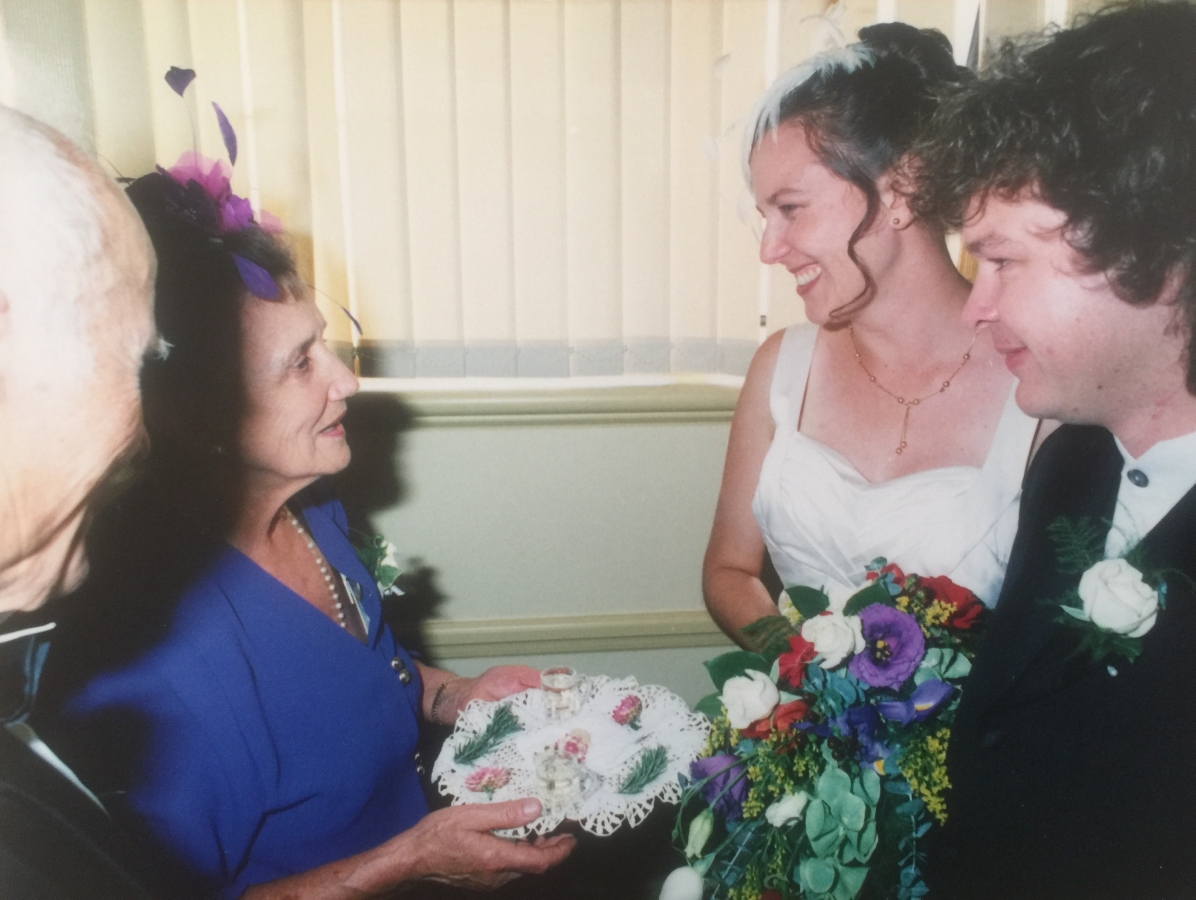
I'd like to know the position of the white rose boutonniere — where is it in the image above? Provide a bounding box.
[720,669,779,730]
[352,533,404,597]
[1076,559,1159,637]
[1049,517,1168,666]
[800,611,865,669]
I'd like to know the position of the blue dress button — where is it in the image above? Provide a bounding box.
[1127,469,1149,487]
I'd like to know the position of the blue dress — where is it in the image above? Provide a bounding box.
[62,492,428,898]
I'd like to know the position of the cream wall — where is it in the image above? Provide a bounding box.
[342,383,738,705]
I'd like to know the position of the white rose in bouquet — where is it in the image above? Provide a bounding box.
[1078,558,1159,638]
[720,670,779,729]
[764,791,810,827]
[801,611,865,668]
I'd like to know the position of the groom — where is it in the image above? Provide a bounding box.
[912,3,1196,898]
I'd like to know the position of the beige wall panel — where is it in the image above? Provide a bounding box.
[372,418,729,622]
[564,0,621,351]
[619,0,669,345]
[716,0,768,345]
[241,0,314,284]
[185,0,248,197]
[839,0,880,42]
[777,0,832,70]
[301,0,351,339]
[667,0,720,347]
[82,0,154,178]
[399,0,461,344]
[984,0,1040,44]
[140,0,194,165]
[509,0,567,344]
[453,0,514,344]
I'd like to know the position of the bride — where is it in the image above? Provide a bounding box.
[704,23,1046,647]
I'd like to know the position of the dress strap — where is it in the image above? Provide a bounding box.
[768,323,819,434]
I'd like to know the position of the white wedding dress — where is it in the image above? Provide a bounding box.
[752,324,1040,608]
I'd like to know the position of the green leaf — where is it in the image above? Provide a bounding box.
[453,703,523,765]
[703,651,771,692]
[618,746,669,794]
[859,768,881,806]
[842,580,894,616]
[816,764,852,804]
[800,858,837,894]
[694,693,724,721]
[858,820,878,859]
[832,792,867,833]
[786,585,830,620]
[834,863,869,900]
[1047,516,1105,574]
[739,615,800,661]
[942,653,972,679]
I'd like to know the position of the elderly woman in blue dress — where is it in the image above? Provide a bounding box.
[44,159,574,899]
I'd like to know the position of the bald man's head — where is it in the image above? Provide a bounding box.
[0,107,156,614]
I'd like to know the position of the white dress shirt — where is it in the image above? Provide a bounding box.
[1105,429,1196,557]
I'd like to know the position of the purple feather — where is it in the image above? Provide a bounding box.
[165,67,196,97]
[338,303,364,337]
[231,254,279,300]
[212,102,238,166]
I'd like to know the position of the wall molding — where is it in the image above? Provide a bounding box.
[358,378,741,427]
[422,609,733,659]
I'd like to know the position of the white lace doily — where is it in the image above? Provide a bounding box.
[432,674,710,837]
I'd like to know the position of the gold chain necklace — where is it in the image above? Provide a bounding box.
[848,324,977,456]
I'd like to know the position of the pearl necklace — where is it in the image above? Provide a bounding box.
[848,324,977,456]
[284,506,353,630]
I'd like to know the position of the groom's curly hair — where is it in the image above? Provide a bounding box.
[910,1,1196,391]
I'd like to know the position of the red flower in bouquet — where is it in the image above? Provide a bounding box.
[739,699,810,739]
[777,634,817,689]
[866,561,906,585]
[922,575,984,630]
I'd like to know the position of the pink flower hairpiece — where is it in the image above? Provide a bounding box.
[160,67,283,299]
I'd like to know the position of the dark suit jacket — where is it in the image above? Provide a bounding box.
[0,727,157,899]
[931,424,1196,900]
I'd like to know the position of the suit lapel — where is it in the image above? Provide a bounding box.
[961,426,1122,718]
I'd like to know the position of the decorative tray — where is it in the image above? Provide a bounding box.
[431,673,709,837]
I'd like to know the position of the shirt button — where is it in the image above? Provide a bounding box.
[1127,469,1149,487]
[398,670,412,684]
[390,657,403,671]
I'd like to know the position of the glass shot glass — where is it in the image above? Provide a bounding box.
[540,665,582,719]
[536,750,582,806]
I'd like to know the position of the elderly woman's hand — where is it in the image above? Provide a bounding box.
[422,664,542,725]
[242,798,575,898]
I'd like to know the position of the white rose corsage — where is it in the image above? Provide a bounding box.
[1048,517,1168,666]
[352,532,404,598]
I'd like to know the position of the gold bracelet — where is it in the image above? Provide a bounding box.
[430,677,464,724]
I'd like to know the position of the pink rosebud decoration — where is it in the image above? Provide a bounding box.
[612,694,644,730]
[555,728,592,762]
[464,766,509,797]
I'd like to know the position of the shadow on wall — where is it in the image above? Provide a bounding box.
[331,392,445,663]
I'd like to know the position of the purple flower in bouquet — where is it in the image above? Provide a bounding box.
[691,754,748,821]
[836,703,891,767]
[876,678,955,727]
[848,605,925,690]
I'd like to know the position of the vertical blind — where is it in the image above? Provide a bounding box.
[0,0,1087,379]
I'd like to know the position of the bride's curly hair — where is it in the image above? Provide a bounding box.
[745,22,969,325]
[910,1,1196,391]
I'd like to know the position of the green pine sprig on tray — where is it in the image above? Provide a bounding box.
[618,746,669,795]
[454,703,523,766]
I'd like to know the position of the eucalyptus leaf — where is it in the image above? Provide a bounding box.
[835,864,870,900]
[800,858,837,894]
[860,768,881,805]
[704,651,771,692]
[833,792,867,833]
[858,820,878,858]
[817,765,852,804]
[943,653,972,679]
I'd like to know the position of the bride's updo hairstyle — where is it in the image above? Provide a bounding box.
[127,170,301,535]
[744,23,968,322]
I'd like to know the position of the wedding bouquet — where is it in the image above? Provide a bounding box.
[672,559,986,900]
